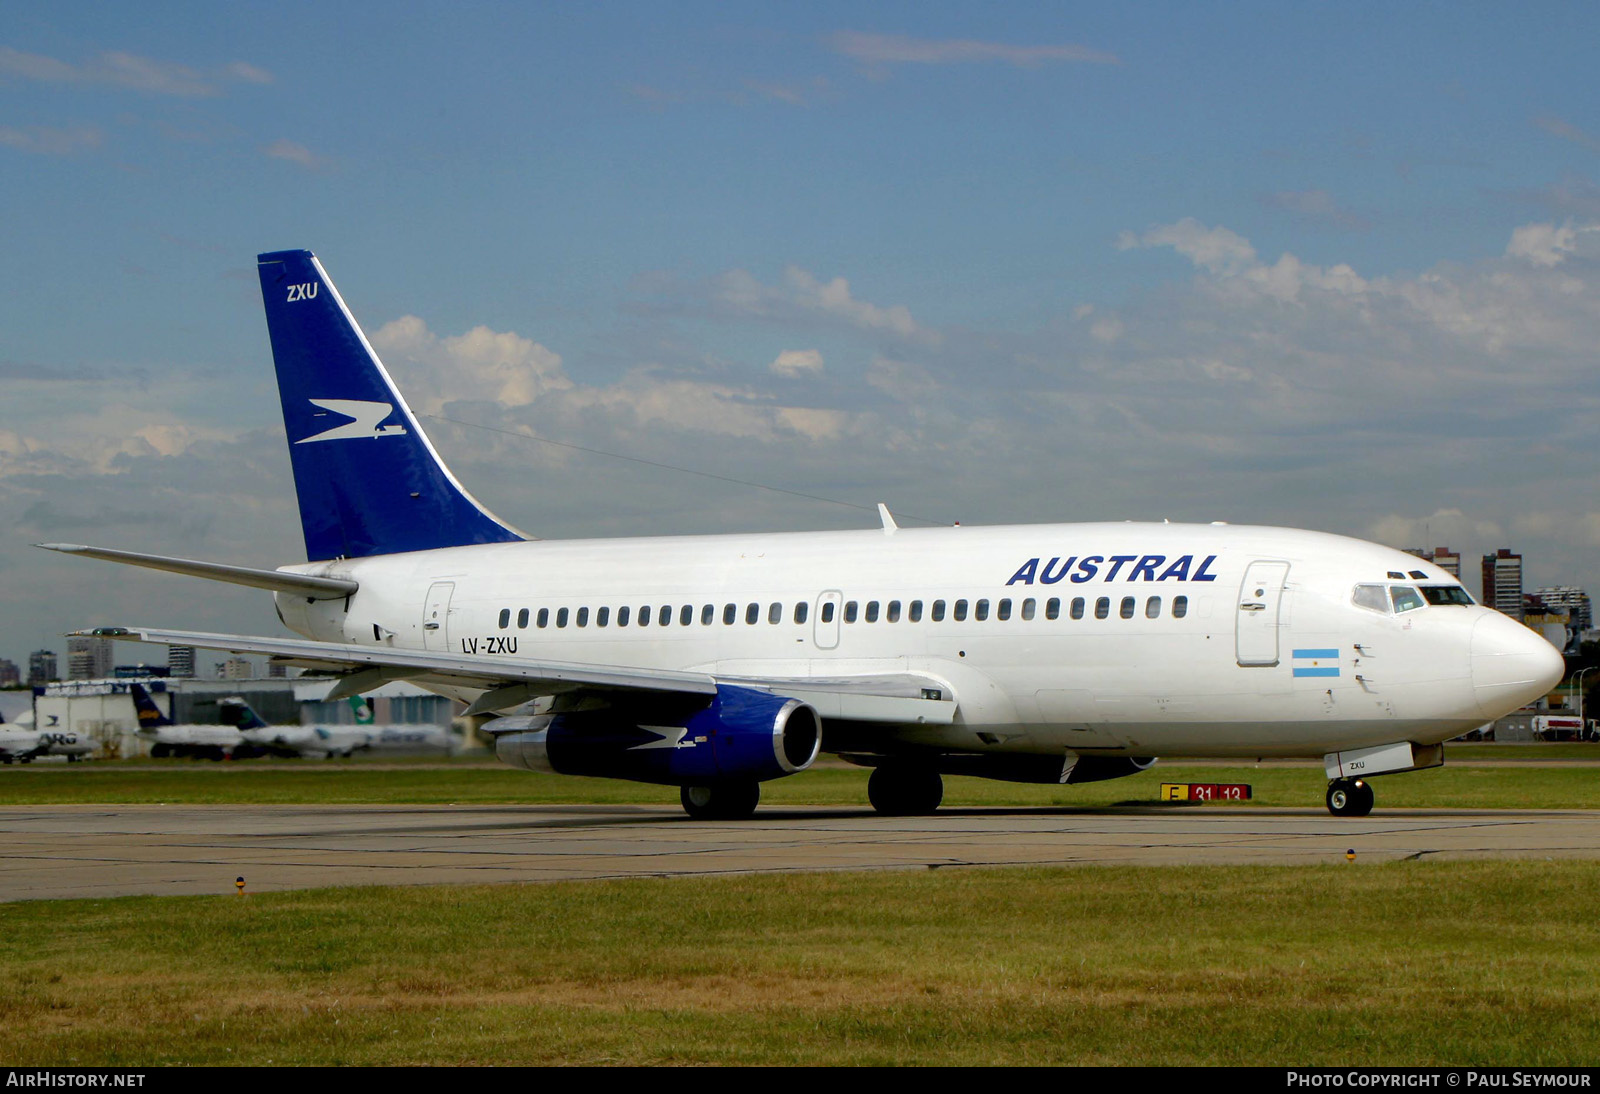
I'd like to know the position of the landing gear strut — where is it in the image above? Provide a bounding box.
[867,766,944,816]
[1326,778,1374,817]
[680,780,761,820]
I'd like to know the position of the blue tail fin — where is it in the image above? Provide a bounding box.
[218,697,270,731]
[129,683,172,729]
[257,249,526,561]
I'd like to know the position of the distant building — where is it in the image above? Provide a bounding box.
[220,657,253,680]
[167,645,196,679]
[27,649,57,687]
[66,636,114,681]
[0,659,19,688]
[1481,549,1524,620]
[267,661,289,679]
[1534,587,1592,634]
[1405,547,1461,579]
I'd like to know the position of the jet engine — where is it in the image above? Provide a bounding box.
[494,684,820,786]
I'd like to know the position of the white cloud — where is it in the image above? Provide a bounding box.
[770,349,824,376]
[0,46,272,97]
[372,316,571,415]
[1262,189,1372,231]
[1505,222,1576,267]
[263,139,323,169]
[0,124,102,155]
[711,266,937,344]
[1534,116,1600,155]
[1118,218,1258,275]
[830,31,1119,68]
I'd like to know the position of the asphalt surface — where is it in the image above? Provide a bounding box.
[3,803,1598,901]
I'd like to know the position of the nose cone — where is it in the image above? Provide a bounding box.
[1471,611,1566,719]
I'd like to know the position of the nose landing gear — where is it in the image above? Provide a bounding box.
[1326,778,1374,817]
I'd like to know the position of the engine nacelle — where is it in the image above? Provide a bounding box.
[1064,754,1157,784]
[495,685,821,786]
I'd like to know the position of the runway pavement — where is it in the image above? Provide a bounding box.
[3,803,1598,901]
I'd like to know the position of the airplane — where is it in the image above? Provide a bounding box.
[0,709,94,764]
[43,249,1566,818]
[128,682,261,760]
[233,694,374,759]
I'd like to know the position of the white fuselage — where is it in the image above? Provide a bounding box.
[275,521,1562,759]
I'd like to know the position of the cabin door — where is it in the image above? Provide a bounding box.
[1235,561,1289,667]
[422,581,455,652]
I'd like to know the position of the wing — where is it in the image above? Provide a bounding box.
[88,627,957,725]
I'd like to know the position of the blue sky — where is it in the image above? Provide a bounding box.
[4,2,1600,668]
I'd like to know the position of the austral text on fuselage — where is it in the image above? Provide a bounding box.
[1005,554,1222,586]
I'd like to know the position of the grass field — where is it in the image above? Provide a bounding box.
[2,753,1597,809]
[3,752,1597,1065]
[1,861,1596,1066]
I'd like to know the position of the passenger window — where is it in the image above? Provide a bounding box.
[1173,596,1188,619]
[557,607,569,628]
[679,605,693,626]
[887,600,902,623]
[658,605,671,626]
[1046,598,1060,621]
[537,608,549,628]
[768,602,782,624]
[638,605,651,627]
[866,601,880,623]
[1120,597,1135,619]
[723,604,737,625]
[954,599,969,621]
[1352,585,1389,614]
[596,606,609,627]
[1071,597,1085,620]
[909,600,923,622]
[997,598,1011,621]
[1145,597,1160,619]
[794,602,809,625]
[845,601,859,623]
[702,604,714,625]
[1021,598,1036,621]
[498,609,510,630]
[576,607,589,628]
[821,602,835,623]
[517,608,529,629]
[1390,586,1425,613]
[932,600,946,622]
[975,599,990,621]
[745,603,759,625]
[1095,597,1110,620]
[617,606,629,627]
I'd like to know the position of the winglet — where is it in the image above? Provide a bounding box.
[877,503,898,536]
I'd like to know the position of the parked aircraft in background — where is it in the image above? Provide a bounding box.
[48,250,1565,818]
[129,682,256,760]
[0,709,93,764]
[229,694,372,759]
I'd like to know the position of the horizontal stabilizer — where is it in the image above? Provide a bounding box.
[37,544,357,600]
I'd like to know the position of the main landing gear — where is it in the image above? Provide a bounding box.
[867,766,944,816]
[1326,778,1374,817]
[680,780,761,820]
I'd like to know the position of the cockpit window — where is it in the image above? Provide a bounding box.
[1420,585,1474,606]
[1352,584,1389,613]
[1389,586,1425,613]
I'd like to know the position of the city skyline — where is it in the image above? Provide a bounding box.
[4,4,1600,666]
